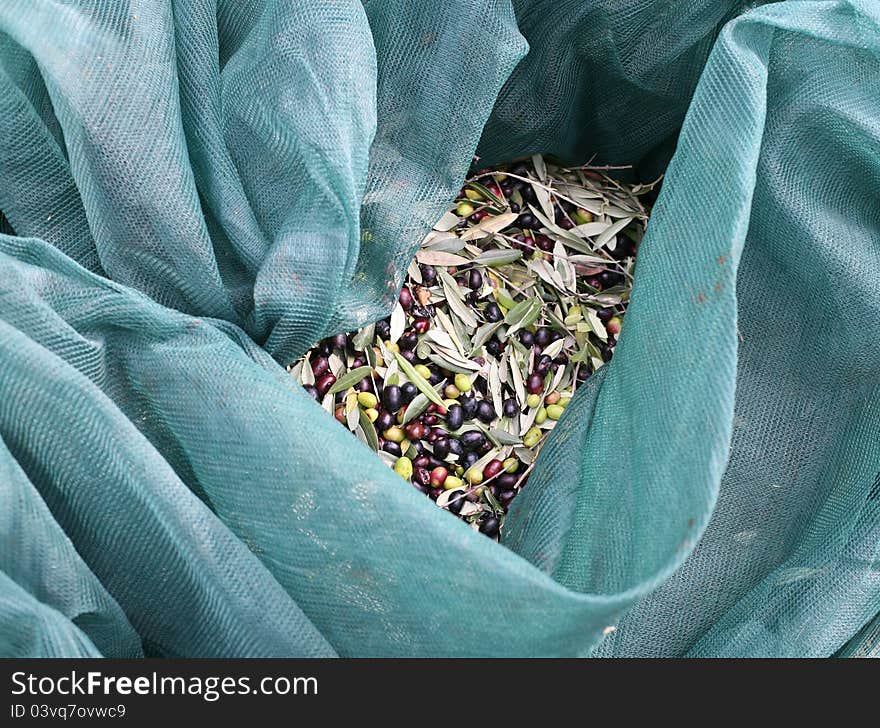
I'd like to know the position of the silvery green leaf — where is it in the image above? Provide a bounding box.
[542,338,565,360]
[358,410,379,451]
[394,352,447,408]
[532,180,555,221]
[289,359,305,384]
[469,321,502,355]
[488,361,503,418]
[571,221,612,237]
[422,231,466,252]
[531,153,547,181]
[300,357,315,386]
[416,249,469,266]
[433,211,461,231]
[595,217,633,250]
[402,392,431,425]
[328,366,373,394]
[346,397,360,432]
[438,269,478,328]
[459,212,519,241]
[490,428,522,446]
[424,328,457,352]
[352,322,374,351]
[585,308,608,341]
[509,351,526,404]
[407,258,422,283]
[383,358,400,385]
[389,302,405,344]
[321,391,334,415]
[427,353,479,374]
[473,249,522,266]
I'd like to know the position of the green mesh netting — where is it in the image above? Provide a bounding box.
[0,0,878,657]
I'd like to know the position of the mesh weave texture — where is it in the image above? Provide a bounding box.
[0,0,878,657]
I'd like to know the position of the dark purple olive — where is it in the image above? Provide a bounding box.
[476,400,495,424]
[399,329,418,350]
[375,319,391,340]
[419,264,437,285]
[486,338,503,356]
[585,276,602,290]
[535,355,552,374]
[511,164,529,177]
[479,517,500,537]
[459,395,477,420]
[461,451,479,469]
[413,467,431,487]
[382,441,402,457]
[502,398,519,418]
[601,344,614,362]
[302,384,319,401]
[332,333,348,351]
[535,327,552,347]
[468,269,483,290]
[517,213,536,229]
[399,287,414,310]
[597,307,615,323]
[351,356,366,369]
[433,437,450,459]
[413,318,430,334]
[400,382,418,404]
[446,404,463,431]
[447,492,465,515]
[535,234,553,251]
[382,384,402,413]
[317,339,333,357]
[447,438,463,457]
[460,431,486,451]
[315,373,336,398]
[518,330,535,347]
[509,201,520,213]
[355,377,373,392]
[497,473,518,490]
[428,370,443,385]
[413,455,430,469]
[526,372,544,395]
[376,410,394,432]
[310,355,330,378]
[401,350,416,363]
[577,367,591,382]
[423,414,439,427]
[484,302,502,322]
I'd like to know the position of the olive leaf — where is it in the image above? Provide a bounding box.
[394,352,446,409]
[327,366,373,395]
[358,410,380,451]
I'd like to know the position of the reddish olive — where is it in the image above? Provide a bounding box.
[315,373,337,398]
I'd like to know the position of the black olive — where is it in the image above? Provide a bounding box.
[413,467,431,487]
[433,437,450,460]
[468,268,483,291]
[459,395,477,420]
[382,384,402,413]
[461,451,479,469]
[479,517,500,537]
[517,213,536,229]
[382,441,401,457]
[476,400,495,424]
[401,349,416,362]
[399,329,418,350]
[497,473,518,490]
[375,319,391,340]
[486,338,503,356]
[375,410,394,432]
[419,264,437,285]
[332,333,348,351]
[535,327,552,347]
[484,302,502,322]
[400,382,418,404]
[502,398,519,418]
[597,307,615,323]
[446,404,463,431]
[302,385,319,401]
[535,355,552,374]
[447,492,465,515]
[318,339,333,357]
[446,437,463,457]
[460,431,486,451]
[518,330,535,347]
